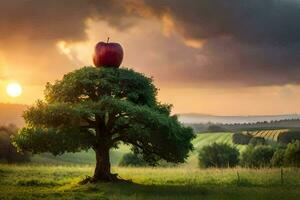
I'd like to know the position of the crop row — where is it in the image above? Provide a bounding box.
[242,129,289,141]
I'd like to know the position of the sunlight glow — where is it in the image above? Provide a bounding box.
[6,82,22,97]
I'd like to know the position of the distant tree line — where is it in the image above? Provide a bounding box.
[0,124,30,163]
[188,119,300,133]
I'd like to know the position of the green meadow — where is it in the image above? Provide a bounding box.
[1,165,300,200]
[1,132,300,200]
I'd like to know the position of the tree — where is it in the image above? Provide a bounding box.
[240,145,275,168]
[14,67,194,182]
[284,140,300,167]
[249,137,265,146]
[277,131,300,144]
[271,148,285,167]
[198,143,239,168]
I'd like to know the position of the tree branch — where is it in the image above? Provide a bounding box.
[80,125,95,129]
[83,117,96,126]
[111,134,127,144]
[106,112,129,134]
[126,140,163,158]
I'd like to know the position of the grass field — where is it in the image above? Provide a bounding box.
[0,164,300,200]
[1,132,300,199]
[192,132,246,151]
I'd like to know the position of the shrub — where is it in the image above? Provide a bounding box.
[284,140,300,167]
[240,145,275,168]
[249,137,265,146]
[119,153,147,167]
[232,133,252,145]
[277,131,300,144]
[198,143,239,168]
[271,148,285,167]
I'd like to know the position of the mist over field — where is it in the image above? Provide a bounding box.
[2,103,300,126]
[178,113,300,124]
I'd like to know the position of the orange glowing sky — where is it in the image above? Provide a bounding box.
[1,0,300,115]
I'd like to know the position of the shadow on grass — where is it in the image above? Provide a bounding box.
[67,181,300,200]
[73,182,209,198]
[1,179,299,200]
[16,179,61,187]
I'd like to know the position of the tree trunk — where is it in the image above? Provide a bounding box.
[93,146,113,182]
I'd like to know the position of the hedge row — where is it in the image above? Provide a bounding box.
[197,141,300,168]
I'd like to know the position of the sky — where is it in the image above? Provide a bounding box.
[0,0,300,115]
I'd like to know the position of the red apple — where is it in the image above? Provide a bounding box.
[93,38,124,68]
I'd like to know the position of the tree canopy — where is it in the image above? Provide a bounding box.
[14,67,194,182]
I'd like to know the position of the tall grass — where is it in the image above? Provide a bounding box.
[0,164,300,200]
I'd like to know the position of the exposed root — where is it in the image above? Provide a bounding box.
[79,173,132,184]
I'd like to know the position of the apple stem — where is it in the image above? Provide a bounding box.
[107,37,110,43]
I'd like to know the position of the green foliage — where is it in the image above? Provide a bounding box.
[44,67,158,107]
[119,153,147,167]
[198,143,239,168]
[0,124,30,163]
[271,148,285,167]
[249,137,265,146]
[232,133,252,145]
[277,131,300,144]
[15,126,94,155]
[284,140,300,167]
[241,145,275,168]
[14,67,194,166]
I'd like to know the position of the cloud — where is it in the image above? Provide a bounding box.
[0,0,300,88]
[138,0,300,86]
[143,0,300,46]
[0,0,134,42]
[0,0,136,85]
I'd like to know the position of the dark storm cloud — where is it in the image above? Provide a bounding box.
[144,0,300,46]
[0,0,131,42]
[0,0,135,84]
[0,0,300,87]
[139,0,300,86]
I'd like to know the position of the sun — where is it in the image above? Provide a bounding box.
[6,82,23,97]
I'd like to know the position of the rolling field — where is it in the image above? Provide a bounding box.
[192,132,246,151]
[243,129,290,141]
[1,165,300,200]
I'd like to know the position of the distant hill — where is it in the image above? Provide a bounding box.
[178,113,300,124]
[0,103,27,127]
[189,119,300,133]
